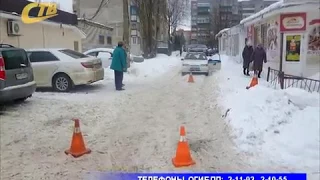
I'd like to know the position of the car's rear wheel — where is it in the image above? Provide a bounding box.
[52,73,73,92]
[14,97,28,103]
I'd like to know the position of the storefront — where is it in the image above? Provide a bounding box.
[240,0,320,77]
[219,0,319,77]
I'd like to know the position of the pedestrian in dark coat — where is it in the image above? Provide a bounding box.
[110,41,127,91]
[251,44,267,78]
[242,41,253,76]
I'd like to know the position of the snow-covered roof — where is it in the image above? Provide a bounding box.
[240,0,319,25]
[240,0,284,24]
[215,28,230,38]
[77,18,114,30]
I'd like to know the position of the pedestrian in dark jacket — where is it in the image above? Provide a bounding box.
[110,41,127,91]
[251,44,267,78]
[242,41,253,76]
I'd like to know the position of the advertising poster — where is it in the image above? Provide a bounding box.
[247,25,254,45]
[307,19,320,65]
[280,13,306,32]
[267,18,280,62]
[285,35,301,62]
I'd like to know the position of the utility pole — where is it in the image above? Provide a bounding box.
[123,0,130,68]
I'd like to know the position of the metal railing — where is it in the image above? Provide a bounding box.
[267,67,320,93]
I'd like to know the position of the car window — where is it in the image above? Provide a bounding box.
[97,51,112,58]
[87,52,98,57]
[185,53,207,60]
[59,49,88,59]
[197,45,207,48]
[28,51,59,62]
[1,49,30,70]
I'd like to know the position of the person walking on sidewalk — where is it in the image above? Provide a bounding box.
[110,41,127,91]
[251,43,267,78]
[242,41,253,76]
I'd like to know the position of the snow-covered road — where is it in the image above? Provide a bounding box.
[0,56,251,180]
[1,53,317,180]
[0,66,245,179]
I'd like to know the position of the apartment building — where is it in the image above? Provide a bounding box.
[212,0,241,29]
[190,0,212,44]
[239,0,279,19]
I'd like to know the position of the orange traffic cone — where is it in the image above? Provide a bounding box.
[65,119,91,158]
[246,73,258,89]
[172,126,195,167]
[188,73,195,83]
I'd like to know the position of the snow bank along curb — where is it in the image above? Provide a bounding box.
[216,55,320,173]
[104,53,181,82]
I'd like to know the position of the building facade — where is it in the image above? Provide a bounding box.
[73,0,127,50]
[239,0,279,19]
[190,0,212,45]
[0,0,85,51]
[77,18,114,52]
[212,0,241,30]
[129,2,142,55]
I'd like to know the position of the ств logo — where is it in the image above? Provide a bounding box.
[21,2,58,24]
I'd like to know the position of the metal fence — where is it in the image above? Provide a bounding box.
[267,67,320,93]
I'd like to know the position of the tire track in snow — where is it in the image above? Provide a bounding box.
[102,71,253,172]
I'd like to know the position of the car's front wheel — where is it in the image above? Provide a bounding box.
[52,73,73,92]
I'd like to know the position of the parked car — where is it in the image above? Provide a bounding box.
[187,44,210,56]
[83,48,114,68]
[26,48,104,92]
[0,44,36,104]
[84,48,144,64]
[181,52,209,76]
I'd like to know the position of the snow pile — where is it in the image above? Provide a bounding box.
[216,55,320,173]
[104,53,181,82]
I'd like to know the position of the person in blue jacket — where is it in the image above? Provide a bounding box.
[110,41,127,91]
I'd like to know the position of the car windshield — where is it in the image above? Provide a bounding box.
[184,53,207,60]
[189,44,207,49]
[59,49,88,59]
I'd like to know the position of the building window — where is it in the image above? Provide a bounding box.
[107,36,112,44]
[131,7,137,15]
[99,35,105,44]
[131,30,137,36]
[132,37,137,44]
[131,23,137,29]
[131,15,137,21]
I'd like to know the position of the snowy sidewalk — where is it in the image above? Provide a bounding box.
[215,55,320,178]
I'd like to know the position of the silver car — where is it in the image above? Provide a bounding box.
[0,44,36,104]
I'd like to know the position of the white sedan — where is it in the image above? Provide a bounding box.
[83,48,114,68]
[26,48,104,92]
[181,52,209,76]
[83,48,144,67]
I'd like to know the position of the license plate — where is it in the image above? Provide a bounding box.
[16,73,28,80]
[190,66,200,71]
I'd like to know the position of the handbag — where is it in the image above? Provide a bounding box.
[249,61,254,71]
